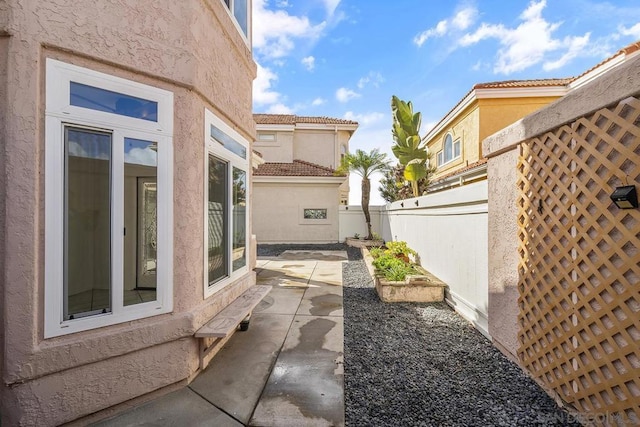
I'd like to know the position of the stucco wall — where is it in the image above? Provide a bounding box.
[254,129,294,162]
[253,182,342,243]
[485,148,520,357]
[477,96,561,143]
[293,129,343,169]
[0,34,7,394]
[1,0,256,425]
[427,105,480,180]
[338,205,386,241]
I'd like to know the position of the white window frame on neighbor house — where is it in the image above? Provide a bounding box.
[44,59,174,338]
[437,133,461,167]
[299,206,331,225]
[221,0,251,44]
[204,109,250,298]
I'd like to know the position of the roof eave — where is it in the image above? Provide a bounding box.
[253,175,347,184]
[423,85,568,143]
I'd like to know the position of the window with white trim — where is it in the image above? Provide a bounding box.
[222,0,250,40]
[205,109,250,297]
[437,133,461,166]
[257,132,276,142]
[44,59,174,338]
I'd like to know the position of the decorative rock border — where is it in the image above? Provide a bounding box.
[345,237,384,248]
[361,247,447,303]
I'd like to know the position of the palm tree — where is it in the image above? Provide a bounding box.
[338,148,390,240]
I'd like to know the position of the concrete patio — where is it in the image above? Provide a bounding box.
[94,250,346,427]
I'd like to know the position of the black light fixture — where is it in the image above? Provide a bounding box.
[610,185,638,209]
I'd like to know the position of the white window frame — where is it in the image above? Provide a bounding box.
[299,206,331,225]
[221,0,251,45]
[204,109,250,298]
[437,133,462,167]
[257,132,276,142]
[44,59,174,338]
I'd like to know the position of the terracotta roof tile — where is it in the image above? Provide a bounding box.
[254,159,344,177]
[432,159,488,183]
[474,78,572,89]
[571,40,640,83]
[254,114,358,125]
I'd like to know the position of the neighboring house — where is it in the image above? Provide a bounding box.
[424,78,571,191]
[253,114,358,243]
[0,1,257,425]
[425,40,640,192]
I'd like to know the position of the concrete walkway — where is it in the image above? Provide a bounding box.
[94,250,346,427]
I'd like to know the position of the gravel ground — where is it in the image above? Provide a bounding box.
[342,257,581,427]
[258,244,579,426]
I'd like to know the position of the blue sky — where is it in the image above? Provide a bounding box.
[252,0,640,204]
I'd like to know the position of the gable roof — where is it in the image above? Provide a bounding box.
[254,114,358,126]
[254,159,343,177]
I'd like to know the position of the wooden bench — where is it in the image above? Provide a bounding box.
[195,285,272,369]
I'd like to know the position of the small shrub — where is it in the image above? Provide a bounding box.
[385,241,416,258]
[384,263,418,281]
[369,246,385,259]
[372,253,419,281]
[353,233,360,239]
[371,232,383,241]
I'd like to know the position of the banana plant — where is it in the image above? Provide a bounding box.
[391,95,429,197]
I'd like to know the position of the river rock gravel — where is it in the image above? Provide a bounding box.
[342,255,581,427]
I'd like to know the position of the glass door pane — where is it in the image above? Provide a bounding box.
[64,127,112,320]
[123,138,157,306]
[232,168,246,271]
[208,155,228,284]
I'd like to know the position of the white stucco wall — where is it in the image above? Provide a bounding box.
[253,181,343,243]
[338,205,386,240]
[379,182,489,336]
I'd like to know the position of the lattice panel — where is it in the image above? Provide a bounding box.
[517,96,640,425]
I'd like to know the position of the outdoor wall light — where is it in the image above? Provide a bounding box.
[400,202,404,207]
[610,185,638,209]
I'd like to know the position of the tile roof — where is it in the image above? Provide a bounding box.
[473,78,573,89]
[254,114,358,125]
[432,159,488,183]
[571,40,640,83]
[254,159,345,177]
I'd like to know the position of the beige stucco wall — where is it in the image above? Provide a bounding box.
[1,0,256,425]
[427,105,480,180]
[293,129,348,170]
[253,181,343,243]
[0,34,7,391]
[254,129,294,162]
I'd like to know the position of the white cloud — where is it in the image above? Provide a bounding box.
[543,33,591,71]
[253,0,326,60]
[322,0,341,17]
[344,111,385,126]
[619,22,640,38]
[459,0,591,74]
[336,87,360,103]
[253,63,281,105]
[357,71,384,89]
[414,5,478,47]
[266,103,294,114]
[301,55,315,71]
[311,97,326,106]
[452,6,477,30]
